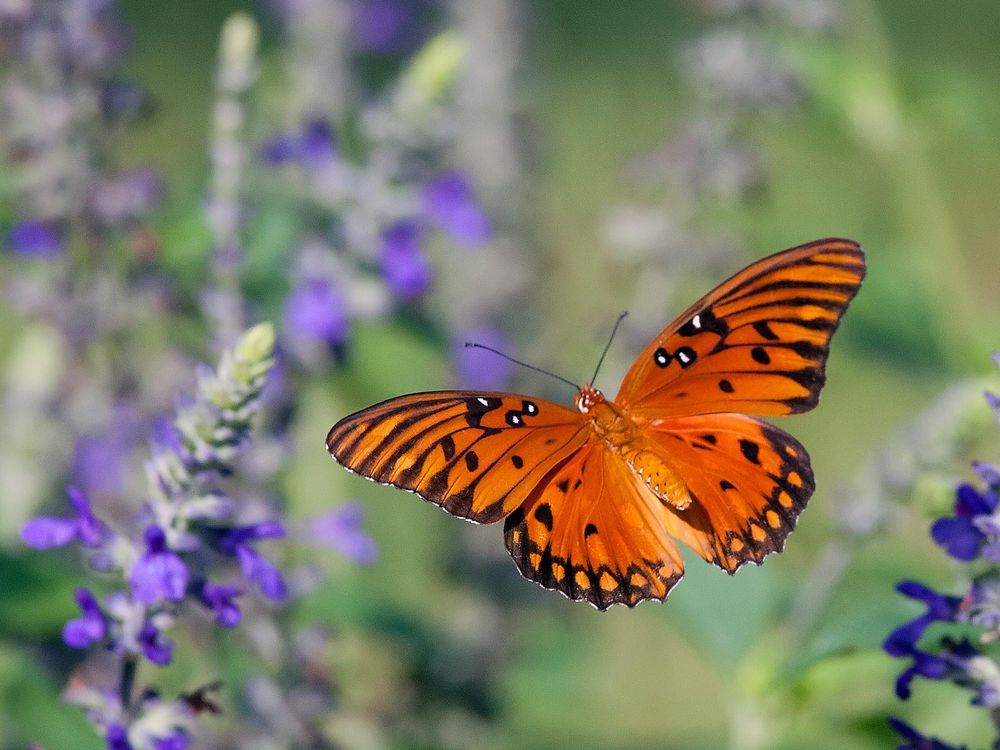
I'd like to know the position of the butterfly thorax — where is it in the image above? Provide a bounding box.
[576,385,692,511]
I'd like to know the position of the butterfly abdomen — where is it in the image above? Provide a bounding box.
[581,390,693,511]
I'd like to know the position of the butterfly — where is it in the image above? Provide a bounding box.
[327,238,865,609]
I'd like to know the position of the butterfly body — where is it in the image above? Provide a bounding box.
[576,385,692,510]
[327,238,866,609]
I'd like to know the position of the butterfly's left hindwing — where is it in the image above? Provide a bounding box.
[649,413,815,572]
[504,442,686,610]
[326,391,587,524]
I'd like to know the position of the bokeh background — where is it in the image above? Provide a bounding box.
[3,1,1000,748]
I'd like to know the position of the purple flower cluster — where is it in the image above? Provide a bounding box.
[884,367,1000,747]
[17,324,373,749]
[266,118,494,361]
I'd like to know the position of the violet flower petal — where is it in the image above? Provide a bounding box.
[309,505,377,565]
[62,589,106,648]
[21,517,78,549]
[129,526,189,604]
[138,622,173,666]
[236,546,287,600]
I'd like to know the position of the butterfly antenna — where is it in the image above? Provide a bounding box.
[463,343,579,391]
[590,311,628,386]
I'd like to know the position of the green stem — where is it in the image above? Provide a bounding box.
[119,655,137,711]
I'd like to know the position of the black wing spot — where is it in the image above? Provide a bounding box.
[675,347,697,368]
[522,400,538,416]
[511,455,524,469]
[556,479,570,493]
[751,346,771,365]
[753,321,779,340]
[739,439,761,464]
[534,503,554,531]
[653,348,671,368]
[718,379,734,393]
[584,523,598,537]
[678,308,728,337]
[439,435,456,460]
[573,478,582,490]
[505,410,524,427]
[465,397,502,427]
[678,317,700,337]
[720,480,736,491]
[700,433,718,445]
[465,451,480,472]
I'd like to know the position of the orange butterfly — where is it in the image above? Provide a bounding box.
[327,239,865,609]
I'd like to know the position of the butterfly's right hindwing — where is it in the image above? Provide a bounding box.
[326,391,587,524]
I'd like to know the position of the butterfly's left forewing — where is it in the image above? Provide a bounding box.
[326,391,588,524]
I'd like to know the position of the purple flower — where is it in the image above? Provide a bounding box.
[930,484,998,560]
[129,526,189,605]
[306,504,377,565]
[106,724,133,750]
[101,79,151,122]
[198,582,242,627]
[283,278,349,349]
[423,171,492,248]
[884,581,961,658]
[261,118,336,170]
[888,717,967,750]
[893,646,950,700]
[63,589,106,649]
[350,0,420,54]
[215,521,287,600]
[299,118,336,168]
[236,547,286,600]
[453,326,514,391]
[153,733,189,750]
[138,621,174,666]
[974,461,1000,490]
[261,132,299,165]
[379,220,431,300]
[4,220,64,258]
[21,486,108,549]
[150,415,185,457]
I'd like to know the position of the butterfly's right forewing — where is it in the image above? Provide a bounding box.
[326,391,588,524]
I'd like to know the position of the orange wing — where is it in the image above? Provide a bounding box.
[504,442,686,609]
[326,391,588,524]
[616,238,865,418]
[646,414,814,573]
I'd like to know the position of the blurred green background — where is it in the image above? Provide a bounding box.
[3,1,1000,748]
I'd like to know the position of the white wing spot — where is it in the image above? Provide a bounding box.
[692,314,701,329]
[677,350,691,365]
[477,397,489,406]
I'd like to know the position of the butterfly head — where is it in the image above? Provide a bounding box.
[575,384,606,414]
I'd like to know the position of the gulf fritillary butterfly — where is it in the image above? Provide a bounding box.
[327,238,865,609]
